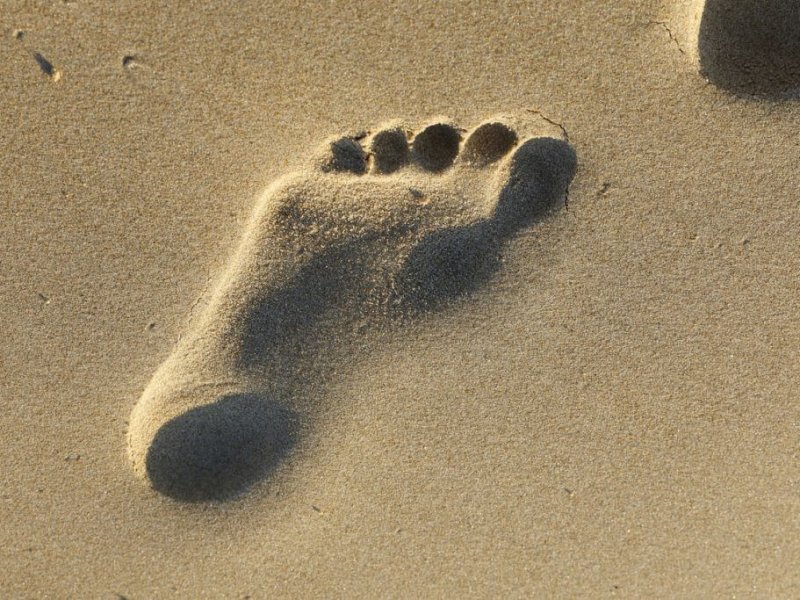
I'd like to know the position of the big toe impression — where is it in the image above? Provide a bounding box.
[141,393,296,502]
[495,137,577,229]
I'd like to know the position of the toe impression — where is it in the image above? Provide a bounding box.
[369,127,410,174]
[411,123,462,172]
[461,121,518,167]
[315,137,367,174]
[494,136,578,229]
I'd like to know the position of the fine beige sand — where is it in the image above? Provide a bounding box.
[3,0,800,597]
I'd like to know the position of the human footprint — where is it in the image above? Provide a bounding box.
[128,115,578,501]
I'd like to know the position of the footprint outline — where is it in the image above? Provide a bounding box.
[128,115,578,502]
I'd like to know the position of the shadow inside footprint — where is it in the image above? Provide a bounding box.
[393,222,500,311]
[237,237,386,369]
[145,394,297,502]
[394,137,577,312]
[698,0,800,97]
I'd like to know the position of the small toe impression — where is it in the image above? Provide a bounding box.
[411,123,462,172]
[461,122,518,167]
[319,137,367,174]
[369,128,410,174]
[145,393,296,502]
[495,137,578,228]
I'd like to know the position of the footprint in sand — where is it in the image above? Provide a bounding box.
[128,115,577,502]
[688,0,800,97]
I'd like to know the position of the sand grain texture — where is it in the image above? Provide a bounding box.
[2,0,800,597]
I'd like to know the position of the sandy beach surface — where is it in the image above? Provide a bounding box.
[2,0,800,597]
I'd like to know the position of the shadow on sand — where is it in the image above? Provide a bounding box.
[697,0,800,98]
[146,393,297,502]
